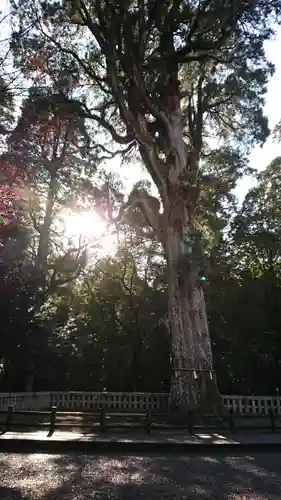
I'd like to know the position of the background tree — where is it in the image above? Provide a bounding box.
[3,85,95,265]
[2,152,281,394]
[207,156,281,395]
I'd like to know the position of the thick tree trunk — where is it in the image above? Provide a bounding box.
[165,223,222,415]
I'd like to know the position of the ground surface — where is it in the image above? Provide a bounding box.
[0,452,281,499]
[2,429,281,444]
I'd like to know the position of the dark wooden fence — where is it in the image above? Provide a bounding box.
[1,405,281,435]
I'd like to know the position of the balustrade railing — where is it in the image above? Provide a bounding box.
[0,392,169,412]
[222,395,281,415]
[0,392,51,411]
[50,392,168,412]
[1,392,281,415]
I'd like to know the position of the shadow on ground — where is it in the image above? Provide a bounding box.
[1,451,281,499]
[0,486,25,500]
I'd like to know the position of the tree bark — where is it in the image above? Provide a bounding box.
[164,211,222,415]
[36,170,57,269]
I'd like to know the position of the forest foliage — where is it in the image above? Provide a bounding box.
[1,1,281,395]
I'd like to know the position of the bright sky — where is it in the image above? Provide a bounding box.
[60,209,118,257]
[235,28,281,203]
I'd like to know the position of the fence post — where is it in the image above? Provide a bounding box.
[100,406,106,433]
[6,405,13,432]
[269,408,276,433]
[229,409,236,433]
[243,396,249,415]
[145,409,152,434]
[49,406,57,435]
[187,409,195,435]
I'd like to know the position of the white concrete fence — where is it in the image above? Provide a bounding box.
[0,392,281,414]
[0,392,168,412]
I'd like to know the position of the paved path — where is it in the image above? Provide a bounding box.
[1,451,281,499]
[1,428,281,445]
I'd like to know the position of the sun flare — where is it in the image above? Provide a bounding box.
[60,209,117,256]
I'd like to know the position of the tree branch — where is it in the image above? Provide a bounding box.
[37,22,104,86]
[138,143,168,203]
[78,101,134,144]
[92,142,135,161]
[128,191,161,238]
[79,1,115,63]
[203,93,235,111]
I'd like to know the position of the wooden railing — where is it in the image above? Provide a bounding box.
[1,392,281,415]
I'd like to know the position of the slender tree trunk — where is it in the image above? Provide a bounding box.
[36,170,57,269]
[28,170,58,389]
[25,368,35,392]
